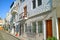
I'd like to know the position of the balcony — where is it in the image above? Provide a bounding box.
[11,4,18,15]
[11,1,19,15]
[11,10,17,15]
[19,12,27,21]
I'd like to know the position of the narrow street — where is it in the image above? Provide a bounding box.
[0,30,20,40]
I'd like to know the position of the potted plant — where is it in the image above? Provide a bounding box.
[51,37,57,40]
[47,36,57,40]
[47,36,52,40]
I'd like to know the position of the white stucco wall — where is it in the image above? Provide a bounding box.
[6,13,12,22]
[18,0,52,18]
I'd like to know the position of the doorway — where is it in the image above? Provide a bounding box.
[20,23,24,35]
[46,20,52,38]
[58,18,60,39]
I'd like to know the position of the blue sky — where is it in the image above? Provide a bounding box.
[0,0,15,19]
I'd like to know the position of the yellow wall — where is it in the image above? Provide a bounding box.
[0,27,3,30]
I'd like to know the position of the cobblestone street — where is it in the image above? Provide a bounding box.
[0,30,20,40]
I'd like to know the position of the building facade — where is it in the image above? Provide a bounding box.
[18,0,60,40]
[6,0,60,40]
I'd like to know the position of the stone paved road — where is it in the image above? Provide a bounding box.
[0,30,20,40]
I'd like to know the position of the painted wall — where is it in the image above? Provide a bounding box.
[18,0,52,18]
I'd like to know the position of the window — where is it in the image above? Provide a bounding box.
[38,21,43,33]
[38,0,42,6]
[20,0,22,1]
[22,0,25,2]
[32,0,36,9]
[25,23,27,32]
[10,2,14,8]
[22,24,24,33]
[32,0,42,9]
[20,0,25,2]
[32,22,36,33]
[28,26,31,33]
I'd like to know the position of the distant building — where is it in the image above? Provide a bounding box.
[0,18,4,30]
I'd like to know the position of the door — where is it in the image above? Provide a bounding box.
[46,20,52,38]
[24,6,27,18]
[20,24,24,35]
[20,24,21,35]
[58,18,60,39]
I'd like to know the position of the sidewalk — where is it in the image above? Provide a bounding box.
[3,30,20,40]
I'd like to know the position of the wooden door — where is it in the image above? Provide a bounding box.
[46,20,52,38]
[24,6,27,17]
[58,18,60,39]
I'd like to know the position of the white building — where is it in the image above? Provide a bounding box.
[18,0,60,40]
[8,0,19,35]
[6,0,60,40]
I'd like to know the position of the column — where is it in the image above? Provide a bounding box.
[55,14,59,40]
[24,24,25,33]
[43,20,46,40]
[36,0,38,7]
[36,21,39,40]
[52,9,59,40]
[36,21,38,34]
[30,22,32,33]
